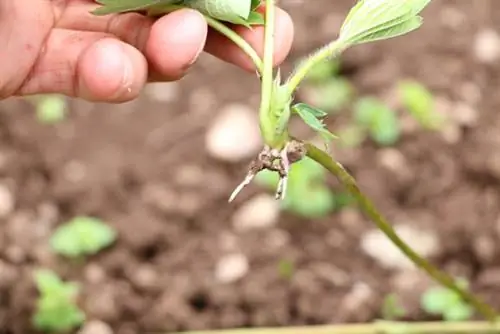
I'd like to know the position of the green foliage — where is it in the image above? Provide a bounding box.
[277,259,295,280]
[305,59,341,83]
[50,216,117,258]
[354,97,401,146]
[420,279,474,321]
[382,293,407,320]
[32,269,85,333]
[26,94,67,125]
[292,103,338,144]
[303,59,355,113]
[93,0,264,26]
[398,79,444,130]
[256,157,352,218]
[339,0,431,46]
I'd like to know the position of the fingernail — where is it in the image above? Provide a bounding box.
[114,49,135,99]
[78,40,135,101]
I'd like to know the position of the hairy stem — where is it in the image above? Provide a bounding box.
[204,15,263,74]
[148,5,263,74]
[304,143,499,322]
[259,0,277,125]
[174,321,500,334]
[286,39,348,94]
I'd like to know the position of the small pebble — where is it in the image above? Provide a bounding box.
[144,82,180,103]
[360,224,440,270]
[77,320,114,334]
[215,253,249,284]
[0,183,14,218]
[474,28,500,64]
[232,194,280,232]
[205,103,262,163]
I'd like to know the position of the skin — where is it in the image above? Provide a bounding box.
[0,0,294,103]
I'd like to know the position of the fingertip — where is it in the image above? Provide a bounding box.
[145,8,208,80]
[77,38,147,102]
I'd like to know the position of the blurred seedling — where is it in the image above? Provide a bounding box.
[301,59,355,113]
[255,156,353,218]
[277,258,295,280]
[420,278,474,321]
[382,293,407,320]
[339,96,401,147]
[32,269,85,333]
[27,94,67,125]
[50,216,117,259]
[398,80,445,130]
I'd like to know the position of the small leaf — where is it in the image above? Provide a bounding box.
[304,78,355,112]
[92,0,178,15]
[50,216,117,257]
[398,80,444,130]
[421,287,455,314]
[35,94,67,124]
[339,0,432,46]
[354,97,400,146]
[287,185,336,218]
[292,103,338,143]
[444,303,474,321]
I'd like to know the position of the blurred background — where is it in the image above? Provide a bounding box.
[2,0,500,333]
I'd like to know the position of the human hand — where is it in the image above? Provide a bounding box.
[0,1,294,102]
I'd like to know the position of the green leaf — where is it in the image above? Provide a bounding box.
[354,97,400,146]
[286,186,336,218]
[398,80,444,130]
[35,94,67,125]
[92,0,179,15]
[93,0,264,26]
[292,103,338,143]
[33,269,85,333]
[305,78,355,112]
[187,0,254,24]
[421,287,456,314]
[50,216,117,257]
[339,0,432,46]
[444,303,474,321]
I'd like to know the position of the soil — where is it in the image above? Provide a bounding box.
[2,0,500,333]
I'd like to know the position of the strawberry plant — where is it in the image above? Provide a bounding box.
[92,0,498,322]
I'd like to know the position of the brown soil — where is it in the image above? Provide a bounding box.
[2,0,500,333]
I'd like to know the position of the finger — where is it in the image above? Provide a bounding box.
[144,8,207,81]
[56,0,154,52]
[59,3,208,81]
[0,0,52,98]
[204,6,294,72]
[17,29,147,103]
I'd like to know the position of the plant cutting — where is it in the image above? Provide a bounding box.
[92,0,499,323]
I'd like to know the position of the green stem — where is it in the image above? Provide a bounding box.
[204,15,264,74]
[147,5,263,74]
[174,321,500,334]
[286,39,349,94]
[304,142,499,323]
[259,0,277,127]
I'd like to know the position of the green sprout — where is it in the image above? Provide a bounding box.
[382,293,407,320]
[398,79,444,130]
[277,259,295,280]
[421,279,474,321]
[26,94,67,125]
[354,96,401,146]
[50,216,117,258]
[32,269,85,333]
[256,157,352,218]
